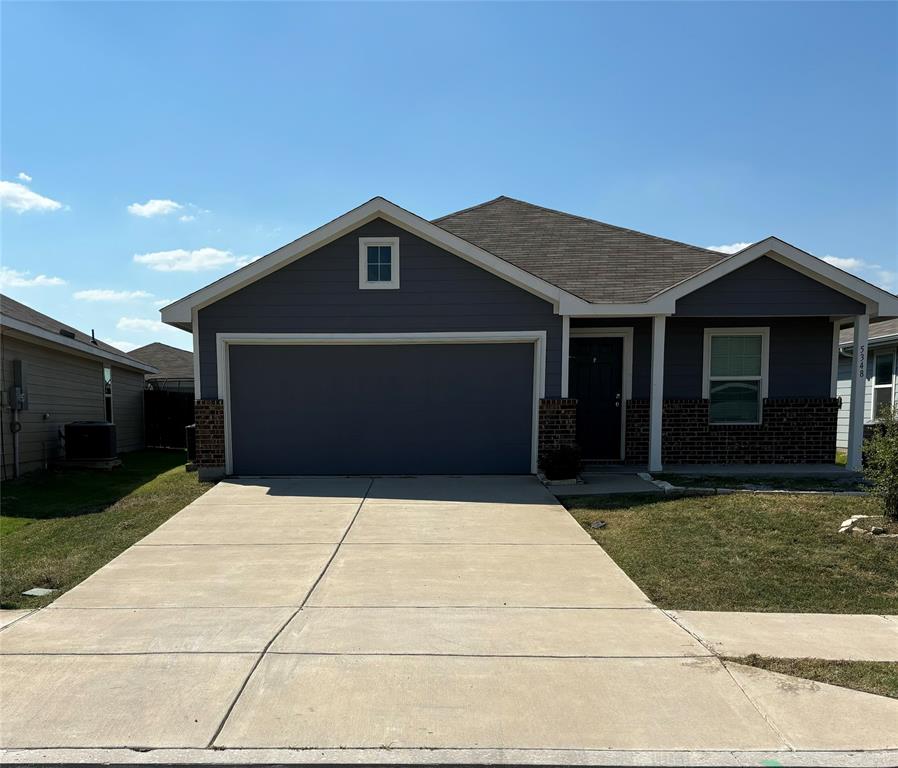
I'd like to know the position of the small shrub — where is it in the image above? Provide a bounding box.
[864,407,898,521]
[541,444,582,480]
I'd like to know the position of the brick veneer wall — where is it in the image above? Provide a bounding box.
[194,399,225,469]
[538,398,578,466]
[625,398,841,464]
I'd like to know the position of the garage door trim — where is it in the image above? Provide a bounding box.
[216,331,547,475]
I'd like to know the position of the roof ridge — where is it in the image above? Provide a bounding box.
[431,196,509,224]
[494,196,724,258]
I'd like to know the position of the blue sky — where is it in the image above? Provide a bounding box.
[2,1,896,353]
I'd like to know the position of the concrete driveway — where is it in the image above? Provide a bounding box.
[1,476,896,762]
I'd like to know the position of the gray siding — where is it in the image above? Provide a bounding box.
[674,256,865,317]
[111,366,145,452]
[1,333,105,475]
[572,317,834,401]
[664,317,834,399]
[198,218,562,399]
[836,343,898,448]
[0,333,147,476]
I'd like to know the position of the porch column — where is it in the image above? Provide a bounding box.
[847,313,869,471]
[649,314,666,472]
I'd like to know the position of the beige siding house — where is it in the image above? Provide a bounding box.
[1,295,156,478]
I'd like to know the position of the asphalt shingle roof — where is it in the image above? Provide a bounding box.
[129,342,194,380]
[0,294,146,365]
[433,196,727,303]
[840,318,898,345]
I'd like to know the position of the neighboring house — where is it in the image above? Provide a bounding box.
[160,196,898,479]
[0,295,156,477]
[836,318,898,448]
[130,342,195,393]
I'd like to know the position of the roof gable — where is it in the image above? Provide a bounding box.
[130,342,194,379]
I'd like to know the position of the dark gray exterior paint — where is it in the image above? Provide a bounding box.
[572,317,834,400]
[199,218,561,400]
[228,343,534,475]
[674,256,865,317]
[664,317,835,399]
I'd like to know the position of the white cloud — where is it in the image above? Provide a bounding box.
[707,242,752,255]
[875,269,897,292]
[0,181,63,213]
[178,214,195,222]
[153,298,174,307]
[133,247,238,272]
[74,289,153,302]
[822,255,866,270]
[17,172,32,183]
[127,199,183,218]
[0,266,66,288]
[116,317,172,333]
[107,340,138,353]
[235,254,263,268]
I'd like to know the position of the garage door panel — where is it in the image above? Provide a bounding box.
[228,344,533,475]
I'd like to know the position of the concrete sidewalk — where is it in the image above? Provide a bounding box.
[1,476,897,763]
[669,610,898,661]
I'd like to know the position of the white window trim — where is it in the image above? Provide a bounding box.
[103,365,114,423]
[702,327,770,425]
[568,327,634,460]
[870,348,897,421]
[216,330,546,476]
[358,237,400,290]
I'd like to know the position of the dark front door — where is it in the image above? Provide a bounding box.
[569,337,624,459]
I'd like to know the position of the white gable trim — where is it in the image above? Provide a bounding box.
[645,237,898,318]
[161,197,592,326]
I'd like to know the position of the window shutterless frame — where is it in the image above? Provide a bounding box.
[702,327,770,425]
[870,349,896,420]
[358,237,400,289]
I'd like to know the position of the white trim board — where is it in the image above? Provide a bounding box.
[567,327,633,460]
[214,331,547,475]
[701,326,770,425]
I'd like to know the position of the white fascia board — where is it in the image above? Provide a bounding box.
[0,316,158,374]
[651,237,898,318]
[161,197,581,327]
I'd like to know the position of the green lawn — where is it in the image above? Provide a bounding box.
[564,493,898,613]
[727,655,898,699]
[1,450,211,609]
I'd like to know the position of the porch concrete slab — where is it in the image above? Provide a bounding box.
[0,610,34,630]
[137,504,358,545]
[551,473,661,497]
[53,544,335,608]
[189,477,370,506]
[271,606,709,657]
[308,543,651,608]
[669,610,898,661]
[367,475,558,505]
[216,655,785,750]
[0,653,256,748]
[0,607,295,654]
[346,504,592,544]
[725,662,898,749]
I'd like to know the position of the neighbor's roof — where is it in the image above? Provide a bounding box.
[434,196,726,303]
[840,317,898,346]
[129,342,194,380]
[0,294,156,373]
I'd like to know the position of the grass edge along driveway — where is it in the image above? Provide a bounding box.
[1,450,211,609]
[564,492,898,614]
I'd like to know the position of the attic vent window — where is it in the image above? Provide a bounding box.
[59,329,76,339]
[358,237,400,290]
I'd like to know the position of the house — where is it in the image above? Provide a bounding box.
[130,342,195,393]
[0,295,156,478]
[836,318,897,448]
[160,197,898,479]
